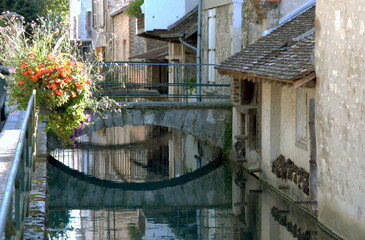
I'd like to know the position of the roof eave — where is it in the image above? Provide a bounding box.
[217,69,316,88]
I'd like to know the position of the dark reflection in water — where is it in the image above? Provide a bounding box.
[51,125,220,183]
[48,126,337,240]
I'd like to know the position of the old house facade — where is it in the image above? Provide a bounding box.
[315,0,365,239]
[217,2,316,202]
[70,0,93,55]
[92,0,145,60]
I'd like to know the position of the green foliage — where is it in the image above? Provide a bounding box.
[126,0,144,18]
[0,13,122,145]
[0,0,69,22]
[188,77,197,95]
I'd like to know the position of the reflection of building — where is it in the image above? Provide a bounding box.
[230,166,322,240]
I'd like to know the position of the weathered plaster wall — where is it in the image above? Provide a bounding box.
[279,0,313,19]
[260,83,311,200]
[280,87,314,170]
[315,1,365,239]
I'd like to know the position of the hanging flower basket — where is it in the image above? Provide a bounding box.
[0,12,121,145]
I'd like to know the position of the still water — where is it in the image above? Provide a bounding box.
[47,126,336,240]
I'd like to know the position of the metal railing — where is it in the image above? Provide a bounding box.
[93,62,230,102]
[0,91,37,239]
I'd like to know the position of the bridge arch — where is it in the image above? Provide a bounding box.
[84,102,232,148]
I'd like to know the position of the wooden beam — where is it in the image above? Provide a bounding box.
[293,72,316,89]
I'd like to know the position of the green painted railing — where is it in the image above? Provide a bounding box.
[0,90,37,239]
[93,62,231,102]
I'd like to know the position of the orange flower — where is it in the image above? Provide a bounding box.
[74,82,84,89]
[28,52,36,57]
[30,76,38,81]
[71,91,77,98]
[20,63,28,69]
[47,54,56,61]
[54,89,64,96]
[19,80,25,85]
[64,77,73,83]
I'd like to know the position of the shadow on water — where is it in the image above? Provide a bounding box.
[47,126,339,240]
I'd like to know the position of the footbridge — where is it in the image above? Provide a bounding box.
[47,155,231,210]
[49,102,232,150]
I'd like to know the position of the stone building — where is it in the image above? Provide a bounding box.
[315,1,365,239]
[92,0,145,61]
[217,1,316,200]
[69,0,93,55]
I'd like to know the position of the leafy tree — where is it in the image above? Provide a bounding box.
[126,0,144,18]
[0,0,69,22]
[44,0,70,21]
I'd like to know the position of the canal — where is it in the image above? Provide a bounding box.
[46,125,338,240]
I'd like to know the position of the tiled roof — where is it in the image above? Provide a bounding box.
[160,6,198,40]
[216,6,316,83]
[130,46,168,61]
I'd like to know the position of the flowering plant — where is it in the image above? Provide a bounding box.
[0,12,119,145]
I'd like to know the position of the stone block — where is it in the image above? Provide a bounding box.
[125,109,135,125]
[172,109,187,130]
[162,110,176,128]
[151,110,165,127]
[112,111,124,127]
[182,109,198,134]
[143,110,155,125]
[103,111,114,128]
[132,109,144,125]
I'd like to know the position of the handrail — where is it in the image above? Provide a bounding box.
[0,90,37,239]
[92,61,231,102]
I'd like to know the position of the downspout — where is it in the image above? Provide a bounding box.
[197,0,202,102]
[178,36,197,51]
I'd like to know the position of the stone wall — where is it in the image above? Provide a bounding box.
[315,1,365,239]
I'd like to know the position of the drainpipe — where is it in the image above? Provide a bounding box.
[179,36,197,51]
[197,0,202,102]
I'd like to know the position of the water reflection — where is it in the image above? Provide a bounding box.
[48,166,337,240]
[48,126,337,240]
[51,126,221,183]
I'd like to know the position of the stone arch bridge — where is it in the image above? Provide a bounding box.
[84,102,232,148]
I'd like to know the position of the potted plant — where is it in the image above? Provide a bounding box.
[0,12,119,145]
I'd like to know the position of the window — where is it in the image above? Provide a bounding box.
[296,88,308,149]
[86,11,92,38]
